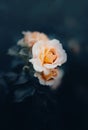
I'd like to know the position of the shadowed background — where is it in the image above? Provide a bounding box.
[0,0,88,130]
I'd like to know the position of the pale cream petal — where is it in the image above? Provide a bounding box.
[50,69,64,89]
[34,73,46,85]
[56,50,67,66]
[50,39,67,64]
[32,41,45,58]
[46,39,62,50]
[44,63,57,69]
[29,58,44,72]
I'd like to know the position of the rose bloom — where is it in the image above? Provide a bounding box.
[17,31,49,47]
[34,68,63,88]
[29,39,67,73]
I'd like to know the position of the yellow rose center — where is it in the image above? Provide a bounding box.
[44,48,57,64]
[39,48,57,64]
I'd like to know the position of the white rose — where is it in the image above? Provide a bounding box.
[29,39,67,73]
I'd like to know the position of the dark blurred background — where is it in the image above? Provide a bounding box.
[0,0,88,130]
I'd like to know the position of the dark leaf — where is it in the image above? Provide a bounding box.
[18,47,32,62]
[11,58,25,73]
[8,45,21,56]
[18,48,30,57]
[4,72,18,84]
[14,71,30,85]
[0,75,8,102]
[13,85,35,102]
